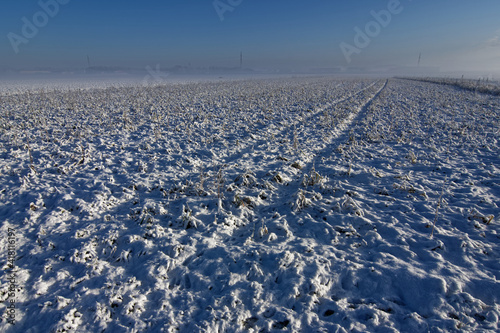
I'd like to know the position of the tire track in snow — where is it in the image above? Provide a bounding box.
[274,78,388,178]
[195,80,386,243]
[310,79,389,165]
[270,80,382,145]
[289,80,385,205]
[223,79,388,241]
[213,80,382,174]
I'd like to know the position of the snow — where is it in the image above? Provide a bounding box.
[0,77,499,332]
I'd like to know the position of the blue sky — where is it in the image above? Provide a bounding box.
[1,0,499,73]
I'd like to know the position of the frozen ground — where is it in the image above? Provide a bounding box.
[0,77,499,332]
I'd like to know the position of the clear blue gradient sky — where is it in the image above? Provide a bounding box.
[1,0,499,73]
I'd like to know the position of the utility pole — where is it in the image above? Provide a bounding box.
[417,52,421,67]
[240,51,243,69]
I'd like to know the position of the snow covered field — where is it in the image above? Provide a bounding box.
[0,77,499,332]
